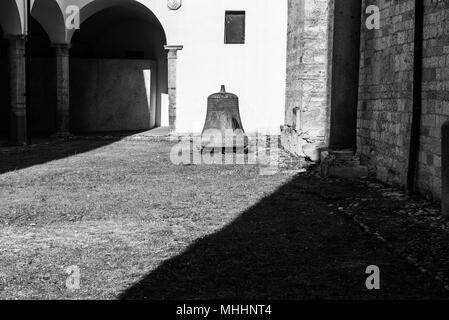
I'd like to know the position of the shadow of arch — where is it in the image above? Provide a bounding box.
[70,1,168,133]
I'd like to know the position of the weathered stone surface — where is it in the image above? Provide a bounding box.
[358,0,449,201]
[358,0,415,188]
[283,0,330,161]
[442,121,449,215]
[280,126,307,157]
[285,0,330,139]
[303,141,326,162]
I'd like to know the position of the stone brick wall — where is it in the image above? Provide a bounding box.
[358,0,449,200]
[418,0,449,199]
[285,0,331,139]
[358,0,415,187]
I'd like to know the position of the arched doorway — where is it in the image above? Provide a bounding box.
[0,0,23,142]
[0,26,9,138]
[29,17,56,135]
[70,1,168,133]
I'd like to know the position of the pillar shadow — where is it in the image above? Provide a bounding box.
[118,175,448,300]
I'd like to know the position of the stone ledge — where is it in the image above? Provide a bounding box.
[280,126,325,161]
[320,150,369,179]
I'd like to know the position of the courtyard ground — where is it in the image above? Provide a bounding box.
[0,133,449,299]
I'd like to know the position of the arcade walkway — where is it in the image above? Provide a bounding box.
[0,137,448,299]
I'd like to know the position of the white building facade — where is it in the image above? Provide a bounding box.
[0,0,287,142]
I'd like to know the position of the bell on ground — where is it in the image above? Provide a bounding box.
[201,85,248,153]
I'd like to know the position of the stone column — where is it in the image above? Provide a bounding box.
[320,1,368,179]
[164,45,183,133]
[7,35,27,144]
[328,0,362,150]
[443,121,449,216]
[53,43,71,137]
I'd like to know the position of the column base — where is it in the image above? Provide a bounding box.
[443,200,449,217]
[50,131,73,139]
[320,149,369,179]
[3,140,27,147]
[9,112,27,145]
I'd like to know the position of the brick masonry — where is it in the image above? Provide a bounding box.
[419,0,449,199]
[358,0,449,200]
[358,0,415,187]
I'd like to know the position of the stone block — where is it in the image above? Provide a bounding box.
[328,165,369,180]
[303,141,326,162]
[320,150,368,179]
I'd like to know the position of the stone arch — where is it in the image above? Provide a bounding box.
[69,0,168,132]
[0,0,23,36]
[70,0,167,58]
[67,0,169,44]
[29,0,172,45]
[31,0,66,44]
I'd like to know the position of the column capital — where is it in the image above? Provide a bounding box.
[164,45,184,51]
[164,45,183,59]
[52,43,72,56]
[4,34,26,41]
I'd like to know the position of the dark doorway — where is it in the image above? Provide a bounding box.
[0,26,9,138]
[70,2,168,133]
[29,17,57,136]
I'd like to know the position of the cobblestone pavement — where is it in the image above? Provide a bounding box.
[278,139,449,294]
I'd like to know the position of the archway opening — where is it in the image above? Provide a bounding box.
[0,17,55,139]
[70,1,168,133]
[30,17,57,135]
[0,26,9,138]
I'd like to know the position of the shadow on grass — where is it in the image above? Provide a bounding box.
[118,174,448,300]
[0,132,140,175]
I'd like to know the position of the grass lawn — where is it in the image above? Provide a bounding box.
[0,137,448,299]
[0,138,295,299]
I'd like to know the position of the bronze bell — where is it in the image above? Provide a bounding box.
[201,85,248,152]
